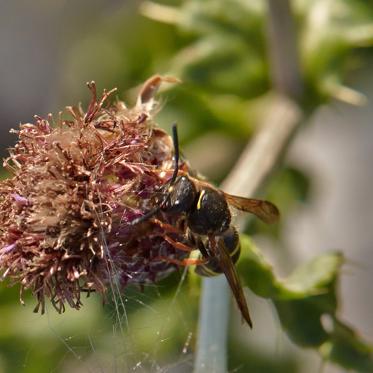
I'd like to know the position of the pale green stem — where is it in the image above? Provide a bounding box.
[194,1,303,372]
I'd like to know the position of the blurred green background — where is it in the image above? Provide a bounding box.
[1,0,373,372]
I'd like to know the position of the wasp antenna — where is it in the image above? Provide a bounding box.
[170,123,179,185]
[131,206,161,225]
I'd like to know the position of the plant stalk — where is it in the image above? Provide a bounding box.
[194,1,303,372]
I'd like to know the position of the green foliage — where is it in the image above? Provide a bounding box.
[238,235,373,371]
[321,321,373,372]
[238,235,342,301]
[137,3,373,368]
[297,0,373,103]
[227,339,299,373]
[156,0,269,97]
[143,0,373,108]
[1,0,373,371]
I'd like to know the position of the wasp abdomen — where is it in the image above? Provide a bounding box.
[195,226,241,277]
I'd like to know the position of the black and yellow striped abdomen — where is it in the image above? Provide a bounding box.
[195,227,241,277]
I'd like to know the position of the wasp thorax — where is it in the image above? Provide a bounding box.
[187,188,231,235]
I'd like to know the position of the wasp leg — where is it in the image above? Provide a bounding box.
[154,256,206,267]
[150,219,195,253]
[163,235,195,252]
[151,218,180,234]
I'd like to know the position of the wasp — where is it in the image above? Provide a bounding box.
[133,125,279,328]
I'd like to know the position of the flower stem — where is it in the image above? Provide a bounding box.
[194,1,303,371]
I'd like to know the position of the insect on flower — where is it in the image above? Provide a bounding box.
[132,125,280,328]
[0,75,192,313]
[0,74,278,323]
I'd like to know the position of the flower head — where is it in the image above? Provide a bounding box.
[0,76,190,313]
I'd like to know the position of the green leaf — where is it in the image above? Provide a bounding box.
[169,34,268,98]
[283,251,342,298]
[238,235,342,300]
[320,320,373,372]
[178,0,265,38]
[237,235,282,298]
[238,234,373,368]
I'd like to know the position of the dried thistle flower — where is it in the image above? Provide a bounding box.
[0,76,190,313]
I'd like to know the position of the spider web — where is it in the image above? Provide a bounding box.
[18,238,197,373]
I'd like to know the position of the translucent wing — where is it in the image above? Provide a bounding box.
[209,236,253,328]
[224,194,280,224]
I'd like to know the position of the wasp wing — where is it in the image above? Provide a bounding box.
[210,236,253,328]
[224,194,279,224]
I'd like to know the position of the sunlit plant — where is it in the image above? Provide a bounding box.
[0,0,373,372]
